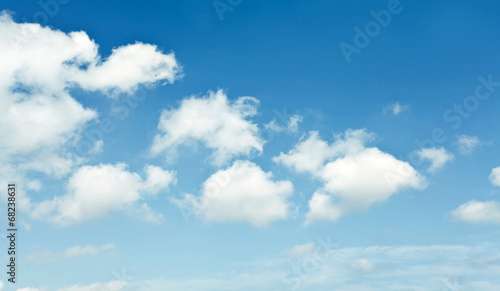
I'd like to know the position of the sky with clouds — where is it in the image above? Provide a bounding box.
[1,0,500,290]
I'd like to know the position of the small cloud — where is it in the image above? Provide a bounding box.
[90,140,104,154]
[26,243,115,263]
[284,242,315,257]
[451,200,500,225]
[264,114,303,133]
[287,115,303,132]
[65,243,115,258]
[490,167,500,187]
[457,135,482,154]
[383,102,408,116]
[26,251,60,263]
[20,221,32,232]
[352,258,375,274]
[26,180,42,191]
[416,147,454,173]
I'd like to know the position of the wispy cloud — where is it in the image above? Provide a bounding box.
[383,102,409,116]
[457,135,484,154]
[65,243,115,258]
[416,147,454,173]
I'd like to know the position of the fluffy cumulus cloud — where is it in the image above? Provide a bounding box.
[173,160,293,227]
[30,163,176,225]
[451,200,500,225]
[150,90,264,166]
[274,129,427,224]
[489,167,500,187]
[457,135,482,154]
[416,147,454,173]
[0,12,181,179]
[66,42,181,94]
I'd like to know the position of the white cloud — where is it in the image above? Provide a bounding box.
[451,200,500,224]
[383,102,408,116]
[66,243,499,291]
[65,243,115,258]
[489,167,500,187]
[457,135,481,154]
[284,242,316,257]
[26,251,60,263]
[150,90,264,166]
[273,130,372,174]
[416,147,454,173]
[143,165,178,193]
[26,243,115,263]
[66,42,181,95]
[31,163,175,225]
[26,180,42,191]
[15,281,127,291]
[264,114,303,133]
[0,12,181,180]
[173,160,293,227]
[274,130,426,224]
[352,259,375,274]
[57,281,127,291]
[20,242,500,291]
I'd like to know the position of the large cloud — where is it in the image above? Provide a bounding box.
[173,160,293,227]
[274,129,427,224]
[31,164,176,225]
[150,90,264,166]
[0,12,181,178]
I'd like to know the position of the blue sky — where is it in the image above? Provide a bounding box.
[2,0,500,290]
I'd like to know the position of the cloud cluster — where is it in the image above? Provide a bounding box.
[0,12,181,178]
[174,160,293,227]
[274,130,427,223]
[151,90,264,166]
[31,163,175,225]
